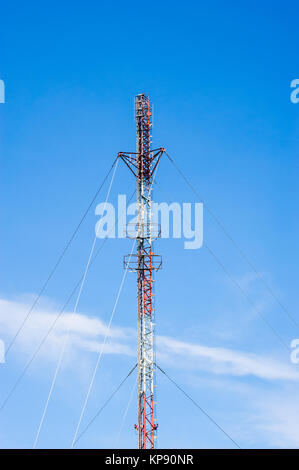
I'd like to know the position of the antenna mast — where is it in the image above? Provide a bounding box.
[119,93,164,448]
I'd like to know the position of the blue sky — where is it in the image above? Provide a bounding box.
[0,0,299,449]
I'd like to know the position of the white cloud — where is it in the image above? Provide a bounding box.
[0,295,297,383]
[0,296,135,363]
[157,336,299,381]
[2,295,299,448]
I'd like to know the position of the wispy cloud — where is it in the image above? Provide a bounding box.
[157,336,298,381]
[0,295,297,382]
[0,296,135,363]
[1,294,299,448]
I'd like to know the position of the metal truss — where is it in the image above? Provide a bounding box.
[119,93,165,449]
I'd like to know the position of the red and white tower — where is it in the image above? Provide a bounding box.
[119,93,164,449]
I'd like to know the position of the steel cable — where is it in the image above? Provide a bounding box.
[0,188,136,414]
[33,160,119,448]
[73,365,137,447]
[71,239,136,448]
[156,364,241,449]
[165,151,299,334]
[6,157,118,356]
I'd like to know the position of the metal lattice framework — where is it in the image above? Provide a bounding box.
[119,93,165,449]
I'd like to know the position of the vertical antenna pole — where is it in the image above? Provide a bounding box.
[135,94,156,449]
[120,93,164,448]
